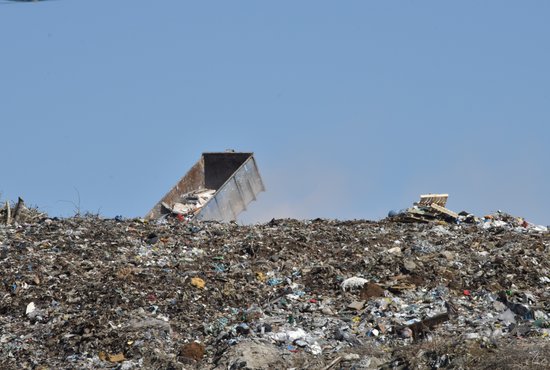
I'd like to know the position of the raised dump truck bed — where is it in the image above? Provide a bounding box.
[145,152,264,222]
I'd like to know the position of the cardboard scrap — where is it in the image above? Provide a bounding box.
[191,277,206,289]
[99,352,125,363]
[108,353,125,362]
[347,300,366,311]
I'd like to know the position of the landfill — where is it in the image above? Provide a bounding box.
[1,200,549,369]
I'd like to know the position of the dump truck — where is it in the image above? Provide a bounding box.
[145,152,264,222]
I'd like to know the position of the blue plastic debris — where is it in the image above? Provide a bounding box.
[267,278,282,286]
[212,263,226,273]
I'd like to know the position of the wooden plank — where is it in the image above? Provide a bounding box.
[429,203,459,219]
[12,197,24,223]
[5,201,10,225]
[419,194,448,207]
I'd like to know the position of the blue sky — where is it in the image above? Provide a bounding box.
[1,1,548,225]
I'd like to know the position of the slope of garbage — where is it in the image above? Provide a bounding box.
[1,206,549,369]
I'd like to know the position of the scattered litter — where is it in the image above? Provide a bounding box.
[25,302,36,315]
[191,277,206,289]
[180,342,205,361]
[388,194,548,236]
[389,193,459,223]
[341,277,368,291]
[0,201,548,369]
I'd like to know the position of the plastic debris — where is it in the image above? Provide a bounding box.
[0,206,548,369]
[341,277,368,291]
[25,302,36,315]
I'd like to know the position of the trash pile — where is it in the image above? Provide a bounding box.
[388,194,459,223]
[1,198,46,225]
[0,205,549,369]
[389,194,548,233]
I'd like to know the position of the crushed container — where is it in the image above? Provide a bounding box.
[145,152,265,222]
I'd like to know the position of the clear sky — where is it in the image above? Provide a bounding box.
[1,1,549,225]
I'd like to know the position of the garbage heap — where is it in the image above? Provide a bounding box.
[0,208,549,369]
[389,194,548,233]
